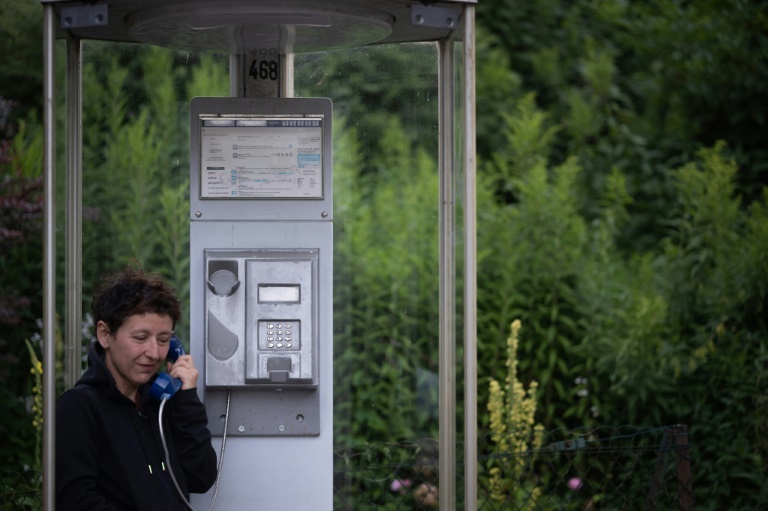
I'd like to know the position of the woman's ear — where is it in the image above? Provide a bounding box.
[96,321,111,349]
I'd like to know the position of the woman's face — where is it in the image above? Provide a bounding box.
[97,312,174,401]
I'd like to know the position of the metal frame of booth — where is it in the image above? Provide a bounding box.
[40,1,477,509]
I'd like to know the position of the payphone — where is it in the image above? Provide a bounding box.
[204,248,319,388]
[188,97,334,509]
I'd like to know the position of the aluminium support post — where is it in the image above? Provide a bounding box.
[64,34,83,390]
[464,5,478,511]
[42,3,57,509]
[438,36,456,511]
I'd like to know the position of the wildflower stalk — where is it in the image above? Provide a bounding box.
[486,320,544,507]
[26,339,44,470]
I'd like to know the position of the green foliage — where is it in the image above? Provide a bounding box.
[7,122,42,179]
[624,0,768,198]
[578,145,768,508]
[0,0,43,129]
[478,0,768,253]
[79,44,227,336]
[24,340,42,471]
[478,97,587,431]
[0,3,766,509]
[651,144,768,507]
[475,26,523,158]
[662,143,759,332]
[332,115,441,444]
[0,125,44,472]
[296,44,445,446]
[0,41,229,472]
[477,80,768,507]
[296,44,439,178]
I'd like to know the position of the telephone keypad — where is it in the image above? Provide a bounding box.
[259,320,300,350]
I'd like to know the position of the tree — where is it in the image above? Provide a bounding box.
[0,0,43,134]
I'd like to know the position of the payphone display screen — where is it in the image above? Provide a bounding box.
[199,116,324,199]
[258,284,300,303]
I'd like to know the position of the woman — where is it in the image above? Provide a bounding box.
[56,267,217,510]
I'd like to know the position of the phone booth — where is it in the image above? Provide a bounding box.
[41,1,477,510]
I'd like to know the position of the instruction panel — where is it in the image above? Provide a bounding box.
[200,117,324,199]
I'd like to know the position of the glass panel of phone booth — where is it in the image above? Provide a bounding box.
[74,37,448,511]
[294,43,443,445]
[78,40,442,443]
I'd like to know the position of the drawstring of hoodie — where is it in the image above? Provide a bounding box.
[129,403,158,476]
[135,394,193,510]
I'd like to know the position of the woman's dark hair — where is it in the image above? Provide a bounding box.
[91,266,182,333]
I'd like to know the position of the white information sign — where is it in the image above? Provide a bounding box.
[199,117,324,199]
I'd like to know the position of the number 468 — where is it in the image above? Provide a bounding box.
[249,59,279,81]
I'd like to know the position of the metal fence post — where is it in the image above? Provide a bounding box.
[645,427,671,511]
[672,425,694,511]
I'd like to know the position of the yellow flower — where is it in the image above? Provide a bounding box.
[486,319,543,507]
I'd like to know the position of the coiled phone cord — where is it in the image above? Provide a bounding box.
[158,388,232,511]
[206,388,231,511]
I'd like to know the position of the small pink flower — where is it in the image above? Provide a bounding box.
[390,478,412,494]
[568,477,583,490]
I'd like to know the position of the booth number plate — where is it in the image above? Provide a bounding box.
[249,58,279,81]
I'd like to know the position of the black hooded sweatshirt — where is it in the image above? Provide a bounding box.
[56,342,218,510]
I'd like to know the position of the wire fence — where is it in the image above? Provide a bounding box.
[0,469,41,511]
[334,425,694,510]
[1,425,694,510]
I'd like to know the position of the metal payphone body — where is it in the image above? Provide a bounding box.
[189,97,333,509]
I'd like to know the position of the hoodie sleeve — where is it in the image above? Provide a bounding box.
[56,390,121,511]
[169,389,218,493]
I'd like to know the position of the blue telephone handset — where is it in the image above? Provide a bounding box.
[148,335,185,401]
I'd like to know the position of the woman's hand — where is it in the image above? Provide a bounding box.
[167,355,199,390]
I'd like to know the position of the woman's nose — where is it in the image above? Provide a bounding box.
[144,338,162,360]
